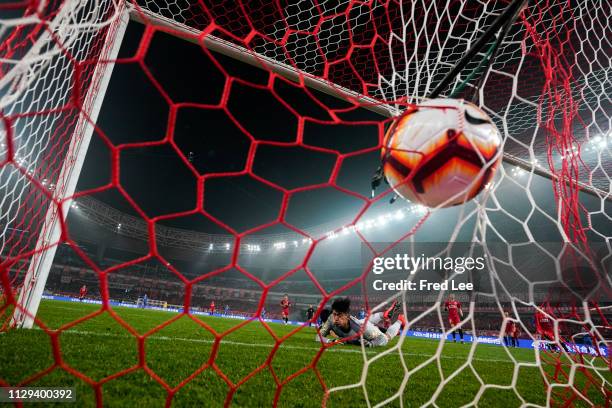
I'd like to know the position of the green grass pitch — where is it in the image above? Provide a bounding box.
[0,300,609,407]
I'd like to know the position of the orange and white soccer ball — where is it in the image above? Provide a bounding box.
[382,98,502,208]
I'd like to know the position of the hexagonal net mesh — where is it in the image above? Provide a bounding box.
[0,0,610,406]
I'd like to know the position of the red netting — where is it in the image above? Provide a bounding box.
[0,0,610,406]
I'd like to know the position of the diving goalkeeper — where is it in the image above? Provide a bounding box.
[316,298,405,347]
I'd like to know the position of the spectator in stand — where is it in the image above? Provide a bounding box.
[358,308,366,320]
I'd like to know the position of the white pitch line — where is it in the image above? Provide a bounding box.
[25,328,535,364]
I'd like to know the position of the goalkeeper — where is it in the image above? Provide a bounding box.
[316,298,405,347]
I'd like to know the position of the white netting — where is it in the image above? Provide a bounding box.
[0,0,125,288]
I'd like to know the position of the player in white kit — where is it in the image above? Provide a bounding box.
[316,298,405,347]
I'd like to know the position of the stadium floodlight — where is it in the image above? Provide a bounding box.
[530,158,543,169]
[245,244,260,252]
[590,134,608,150]
[409,205,428,215]
[511,166,526,178]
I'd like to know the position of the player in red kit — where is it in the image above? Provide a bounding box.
[209,300,215,316]
[535,306,567,352]
[503,312,516,347]
[535,307,554,351]
[512,324,520,347]
[79,284,87,301]
[280,294,291,324]
[444,294,464,343]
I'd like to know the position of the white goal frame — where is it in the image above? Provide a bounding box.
[10,3,131,328]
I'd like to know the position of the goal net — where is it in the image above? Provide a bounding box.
[0,0,610,406]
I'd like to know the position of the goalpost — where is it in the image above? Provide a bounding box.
[0,2,129,328]
[0,0,610,405]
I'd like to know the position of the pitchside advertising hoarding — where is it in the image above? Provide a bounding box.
[407,331,608,357]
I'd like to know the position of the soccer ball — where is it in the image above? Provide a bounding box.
[381,98,502,208]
